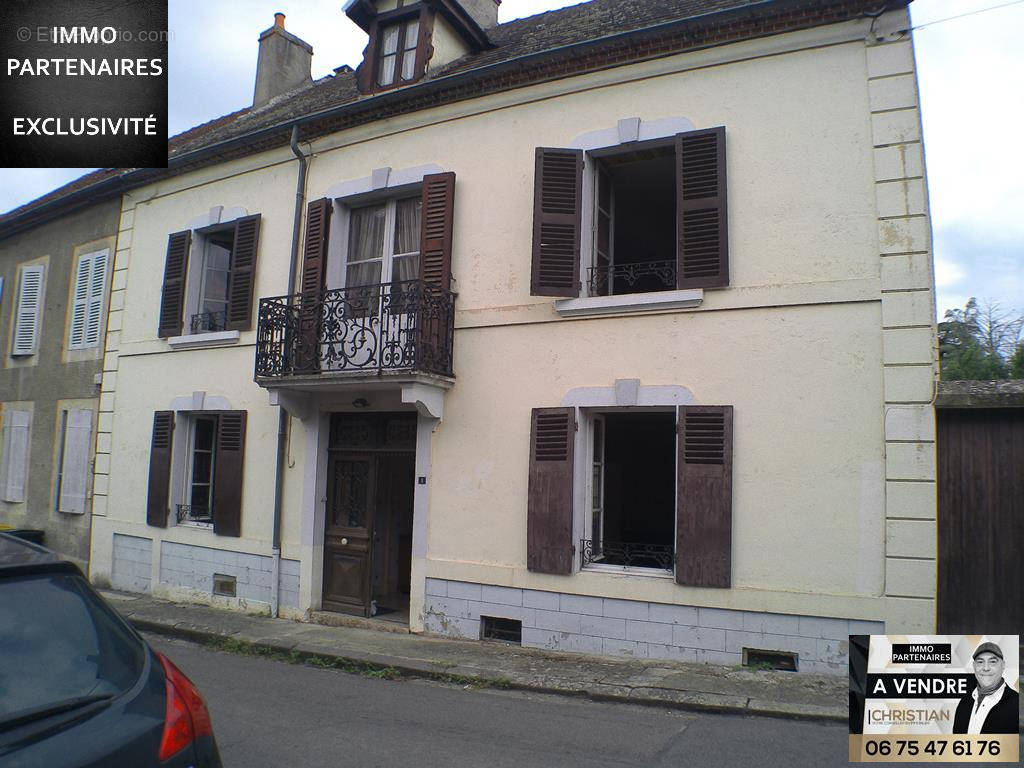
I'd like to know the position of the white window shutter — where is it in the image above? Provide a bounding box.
[58,409,93,515]
[68,254,91,349]
[84,250,108,347]
[12,266,44,356]
[0,410,31,502]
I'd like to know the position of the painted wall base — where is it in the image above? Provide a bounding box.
[109,536,300,612]
[423,579,883,674]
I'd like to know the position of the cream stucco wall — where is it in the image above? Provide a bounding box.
[91,12,936,635]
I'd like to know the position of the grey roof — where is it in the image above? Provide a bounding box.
[2,0,901,234]
[170,0,760,156]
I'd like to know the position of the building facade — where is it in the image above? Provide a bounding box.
[0,197,120,569]
[10,0,938,675]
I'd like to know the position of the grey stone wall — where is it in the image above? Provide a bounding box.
[424,579,883,674]
[159,541,299,608]
[111,534,152,593]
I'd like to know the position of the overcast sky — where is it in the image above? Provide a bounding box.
[0,0,1020,320]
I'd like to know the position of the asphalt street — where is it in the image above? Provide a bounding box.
[148,634,868,768]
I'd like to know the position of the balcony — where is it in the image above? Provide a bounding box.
[254,280,456,384]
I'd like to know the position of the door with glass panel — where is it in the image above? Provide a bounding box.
[333,197,421,371]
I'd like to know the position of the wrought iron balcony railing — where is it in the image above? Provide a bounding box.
[177,504,213,526]
[580,539,674,570]
[588,259,676,296]
[190,310,227,334]
[255,280,456,379]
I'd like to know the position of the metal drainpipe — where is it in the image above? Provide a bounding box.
[271,125,308,617]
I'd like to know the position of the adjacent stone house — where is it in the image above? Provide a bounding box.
[4,0,939,674]
[0,190,120,569]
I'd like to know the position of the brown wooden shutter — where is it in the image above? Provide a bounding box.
[676,405,733,587]
[297,198,332,372]
[356,18,381,94]
[225,214,261,331]
[213,411,246,538]
[302,199,331,300]
[676,127,728,289]
[146,411,174,528]
[531,148,583,297]
[419,172,455,292]
[527,407,576,574]
[158,231,191,337]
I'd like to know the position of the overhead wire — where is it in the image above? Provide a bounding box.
[910,0,1024,31]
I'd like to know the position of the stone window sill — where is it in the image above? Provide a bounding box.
[581,563,675,579]
[167,330,241,350]
[554,289,703,318]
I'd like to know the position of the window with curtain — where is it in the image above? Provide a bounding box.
[377,18,420,88]
[345,197,422,315]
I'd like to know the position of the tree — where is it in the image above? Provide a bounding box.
[1011,343,1024,379]
[938,298,1023,381]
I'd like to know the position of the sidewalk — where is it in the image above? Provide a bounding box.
[104,590,852,722]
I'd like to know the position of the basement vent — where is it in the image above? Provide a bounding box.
[481,616,522,644]
[743,648,798,672]
[213,573,237,598]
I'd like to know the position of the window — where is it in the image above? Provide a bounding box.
[344,196,422,315]
[179,415,217,526]
[530,127,728,300]
[146,409,246,536]
[526,402,734,587]
[347,197,422,286]
[589,146,677,297]
[193,227,233,333]
[68,249,109,349]
[376,18,420,88]
[157,215,261,339]
[583,412,676,571]
[12,264,44,356]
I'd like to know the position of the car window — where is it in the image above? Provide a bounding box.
[0,573,146,718]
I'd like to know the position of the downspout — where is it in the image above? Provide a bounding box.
[271,124,308,617]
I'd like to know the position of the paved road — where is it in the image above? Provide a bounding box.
[150,634,859,768]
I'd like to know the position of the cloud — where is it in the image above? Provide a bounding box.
[934,223,1024,318]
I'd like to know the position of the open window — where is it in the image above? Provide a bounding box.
[531,127,728,299]
[157,215,261,339]
[584,412,676,571]
[191,226,234,333]
[589,145,677,297]
[179,414,218,527]
[146,409,247,536]
[526,404,734,587]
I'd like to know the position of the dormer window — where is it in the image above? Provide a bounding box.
[377,18,419,87]
[347,0,494,96]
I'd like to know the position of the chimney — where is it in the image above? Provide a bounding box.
[456,0,501,30]
[253,11,313,109]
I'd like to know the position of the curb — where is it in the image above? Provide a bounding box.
[130,617,848,725]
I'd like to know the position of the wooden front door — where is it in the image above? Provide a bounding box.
[322,452,375,615]
[321,413,417,617]
[937,408,1024,634]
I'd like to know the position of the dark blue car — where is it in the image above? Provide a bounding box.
[0,533,222,767]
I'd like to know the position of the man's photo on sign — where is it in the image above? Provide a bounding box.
[953,642,1020,735]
